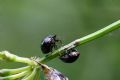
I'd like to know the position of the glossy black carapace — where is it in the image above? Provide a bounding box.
[59,49,80,63]
[41,35,60,54]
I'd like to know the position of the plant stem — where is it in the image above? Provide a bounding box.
[0,51,37,65]
[21,67,38,80]
[0,66,31,76]
[40,20,120,63]
[78,20,120,45]
[0,20,120,65]
[0,70,30,80]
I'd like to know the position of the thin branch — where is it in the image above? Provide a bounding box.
[21,67,38,80]
[0,51,37,65]
[40,20,120,63]
[0,20,120,65]
[0,66,31,76]
[0,70,30,80]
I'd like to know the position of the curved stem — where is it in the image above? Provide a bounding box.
[21,67,38,80]
[40,20,120,63]
[0,66,31,76]
[0,51,37,65]
[0,70,30,80]
[0,20,120,65]
[78,20,120,45]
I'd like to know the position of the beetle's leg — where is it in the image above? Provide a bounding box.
[54,44,58,50]
[56,39,62,44]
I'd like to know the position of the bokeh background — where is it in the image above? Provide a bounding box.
[0,0,120,80]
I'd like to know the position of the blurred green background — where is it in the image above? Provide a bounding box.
[0,0,120,80]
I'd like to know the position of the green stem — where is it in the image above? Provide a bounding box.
[40,19,120,63]
[79,20,120,45]
[0,66,31,76]
[21,67,38,80]
[0,51,37,65]
[0,70,30,80]
[0,20,120,65]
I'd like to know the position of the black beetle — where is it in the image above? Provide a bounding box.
[59,49,80,63]
[41,35,61,54]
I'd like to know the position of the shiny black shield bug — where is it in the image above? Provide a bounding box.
[41,35,61,54]
[59,49,80,63]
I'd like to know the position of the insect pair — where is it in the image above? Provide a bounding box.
[40,35,80,63]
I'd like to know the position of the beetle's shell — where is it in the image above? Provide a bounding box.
[59,49,80,63]
[41,35,55,53]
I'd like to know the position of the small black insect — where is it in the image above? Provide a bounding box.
[41,35,61,54]
[59,49,80,63]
